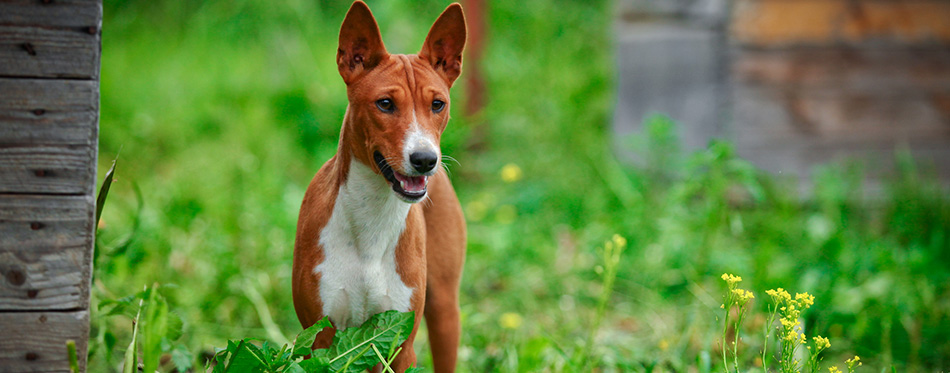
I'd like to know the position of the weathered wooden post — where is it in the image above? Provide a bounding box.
[0,0,102,371]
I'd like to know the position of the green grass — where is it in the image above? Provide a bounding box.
[92,0,950,371]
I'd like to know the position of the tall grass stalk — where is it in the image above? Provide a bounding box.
[581,235,627,369]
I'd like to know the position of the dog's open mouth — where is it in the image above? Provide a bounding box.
[374,151,428,202]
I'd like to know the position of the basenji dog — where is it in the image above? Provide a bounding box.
[292,2,467,372]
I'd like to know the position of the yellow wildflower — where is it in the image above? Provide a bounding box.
[500,163,523,183]
[784,331,797,341]
[499,312,523,329]
[829,367,841,373]
[767,288,792,303]
[721,273,742,286]
[796,292,815,308]
[612,234,627,248]
[813,335,831,350]
[846,356,862,370]
[731,288,755,304]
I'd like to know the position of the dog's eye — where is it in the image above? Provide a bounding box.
[376,99,395,113]
[431,99,445,113]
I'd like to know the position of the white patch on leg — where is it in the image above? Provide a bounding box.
[314,159,414,329]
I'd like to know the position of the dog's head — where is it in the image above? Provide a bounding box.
[336,1,465,203]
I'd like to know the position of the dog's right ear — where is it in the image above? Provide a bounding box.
[337,1,388,85]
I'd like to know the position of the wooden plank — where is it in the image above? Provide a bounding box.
[0,79,98,145]
[0,0,101,79]
[0,79,99,195]
[732,0,950,46]
[0,195,94,311]
[0,144,96,195]
[0,24,100,79]
[733,48,950,91]
[0,310,89,372]
[0,0,101,28]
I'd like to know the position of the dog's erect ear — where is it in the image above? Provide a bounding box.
[419,3,466,87]
[337,1,388,85]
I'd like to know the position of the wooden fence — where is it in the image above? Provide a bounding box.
[0,0,102,371]
[614,0,950,188]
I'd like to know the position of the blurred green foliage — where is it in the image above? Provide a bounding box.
[93,0,950,371]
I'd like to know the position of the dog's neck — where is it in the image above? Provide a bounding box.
[335,156,410,256]
[315,156,413,328]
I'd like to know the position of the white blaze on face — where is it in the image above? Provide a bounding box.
[402,108,440,175]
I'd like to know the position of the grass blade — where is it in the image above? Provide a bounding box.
[371,343,395,373]
[66,340,79,373]
[141,285,169,373]
[95,158,117,229]
[122,297,143,373]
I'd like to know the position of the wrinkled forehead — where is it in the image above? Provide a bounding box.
[353,54,450,97]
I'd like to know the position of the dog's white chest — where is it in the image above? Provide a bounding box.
[314,160,414,329]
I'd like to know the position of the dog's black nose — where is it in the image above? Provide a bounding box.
[409,151,438,173]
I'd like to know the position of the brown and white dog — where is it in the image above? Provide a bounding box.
[292,2,467,372]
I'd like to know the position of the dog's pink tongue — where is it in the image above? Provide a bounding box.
[395,173,427,193]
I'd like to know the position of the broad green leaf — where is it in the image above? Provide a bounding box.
[404,367,425,373]
[171,344,194,372]
[293,317,332,358]
[166,311,184,341]
[260,340,278,365]
[284,361,307,373]
[227,340,269,372]
[318,310,414,372]
[212,345,231,373]
[297,356,330,373]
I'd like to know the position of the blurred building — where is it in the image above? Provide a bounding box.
[613,0,950,190]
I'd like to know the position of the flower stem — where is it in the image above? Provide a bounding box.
[733,309,745,372]
[722,303,730,373]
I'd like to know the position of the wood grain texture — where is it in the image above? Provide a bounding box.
[0,78,98,195]
[0,0,101,28]
[0,79,99,145]
[0,1,101,369]
[0,0,101,79]
[0,195,94,311]
[0,311,89,372]
[0,144,97,195]
[0,25,100,79]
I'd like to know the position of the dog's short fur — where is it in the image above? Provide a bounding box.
[292,2,467,372]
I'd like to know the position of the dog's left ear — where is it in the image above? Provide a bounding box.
[419,3,466,87]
